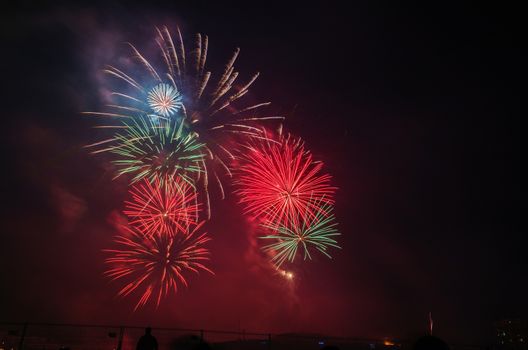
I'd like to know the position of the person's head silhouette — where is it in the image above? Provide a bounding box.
[137,327,157,350]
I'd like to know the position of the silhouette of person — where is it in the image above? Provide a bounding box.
[136,327,158,350]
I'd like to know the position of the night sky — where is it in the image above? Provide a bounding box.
[1,1,524,346]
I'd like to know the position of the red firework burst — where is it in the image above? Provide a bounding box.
[124,177,199,238]
[103,222,213,310]
[235,134,336,226]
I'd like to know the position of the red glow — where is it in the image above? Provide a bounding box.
[235,134,335,227]
[124,177,199,238]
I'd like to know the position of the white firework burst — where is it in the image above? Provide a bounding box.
[147,83,182,117]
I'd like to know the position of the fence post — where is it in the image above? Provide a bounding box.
[200,329,204,342]
[268,333,272,349]
[18,322,28,350]
[116,326,125,350]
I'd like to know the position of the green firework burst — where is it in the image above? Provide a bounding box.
[260,202,341,267]
[107,115,205,185]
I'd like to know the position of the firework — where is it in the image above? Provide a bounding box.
[260,201,341,267]
[86,114,205,185]
[84,26,283,203]
[235,134,336,227]
[147,83,183,117]
[124,177,199,238]
[81,24,343,311]
[103,222,213,310]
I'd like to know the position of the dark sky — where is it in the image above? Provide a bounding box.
[0,1,524,345]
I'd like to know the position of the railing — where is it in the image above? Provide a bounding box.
[0,322,486,350]
[1,322,272,350]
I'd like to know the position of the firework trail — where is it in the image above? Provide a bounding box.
[234,133,336,228]
[260,201,341,267]
[103,222,213,310]
[124,176,199,238]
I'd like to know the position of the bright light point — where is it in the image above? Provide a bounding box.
[383,340,395,346]
[147,83,182,117]
[278,269,293,279]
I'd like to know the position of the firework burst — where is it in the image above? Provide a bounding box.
[260,202,341,267]
[147,83,182,117]
[235,134,336,227]
[103,222,213,310]
[124,177,199,238]
[86,115,205,185]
